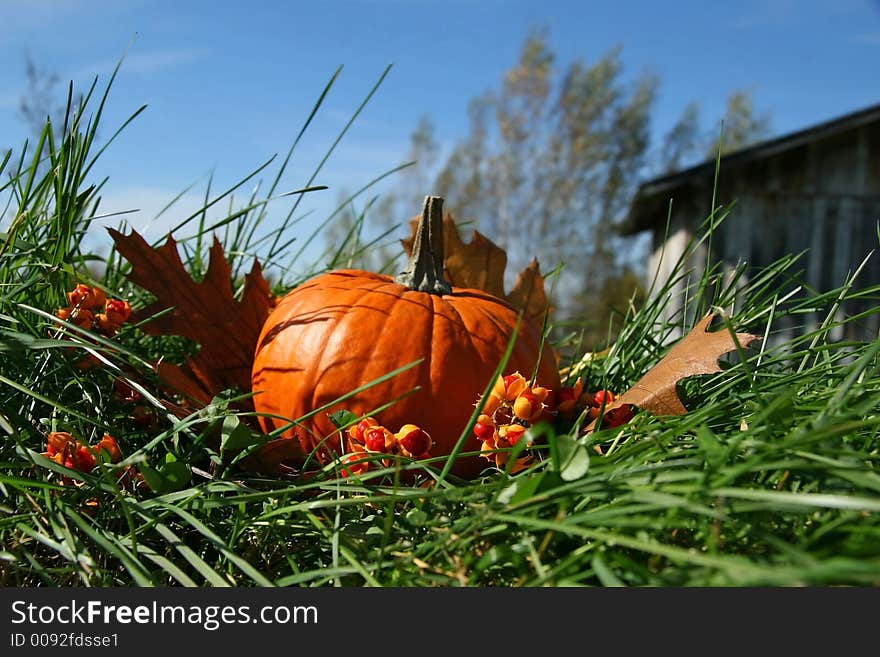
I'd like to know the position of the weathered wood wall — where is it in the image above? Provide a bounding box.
[648,121,880,341]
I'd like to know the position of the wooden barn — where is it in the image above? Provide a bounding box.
[622,102,880,340]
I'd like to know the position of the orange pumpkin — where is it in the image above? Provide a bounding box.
[251,196,559,478]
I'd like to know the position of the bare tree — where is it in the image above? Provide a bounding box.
[18,54,65,136]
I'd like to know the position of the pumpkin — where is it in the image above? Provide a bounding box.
[251,196,560,478]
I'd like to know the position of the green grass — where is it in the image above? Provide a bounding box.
[2,70,879,587]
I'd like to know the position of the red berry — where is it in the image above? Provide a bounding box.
[104,298,131,324]
[396,424,432,458]
[593,390,615,407]
[94,434,122,463]
[473,421,495,441]
[75,446,97,473]
[364,426,393,453]
[347,417,378,445]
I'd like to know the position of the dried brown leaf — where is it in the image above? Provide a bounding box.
[108,228,275,408]
[507,258,552,328]
[586,313,762,432]
[402,212,550,324]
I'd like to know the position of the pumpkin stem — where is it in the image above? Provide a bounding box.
[395,195,453,295]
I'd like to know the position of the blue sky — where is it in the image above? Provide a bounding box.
[2,0,880,269]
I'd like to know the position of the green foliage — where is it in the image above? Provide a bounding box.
[1,57,878,589]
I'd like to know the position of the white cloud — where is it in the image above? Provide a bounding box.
[85,182,333,266]
[74,46,211,81]
[115,46,211,75]
[89,184,213,242]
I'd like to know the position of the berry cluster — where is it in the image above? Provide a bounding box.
[41,430,147,507]
[472,372,551,470]
[42,431,122,474]
[556,378,634,428]
[472,374,636,471]
[56,284,132,338]
[341,417,434,477]
[336,376,636,479]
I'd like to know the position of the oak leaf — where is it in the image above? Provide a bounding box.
[108,228,275,409]
[402,213,551,325]
[586,313,762,432]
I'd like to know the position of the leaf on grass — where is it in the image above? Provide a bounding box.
[556,433,590,481]
[586,313,762,432]
[139,452,191,494]
[220,416,266,455]
[328,409,358,430]
[402,212,551,325]
[108,228,275,408]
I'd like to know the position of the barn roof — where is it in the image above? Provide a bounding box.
[621,101,880,235]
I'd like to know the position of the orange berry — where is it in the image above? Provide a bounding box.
[513,391,544,423]
[66,284,88,306]
[531,386,550,403]
[498,423,527,446]
[493,372,528,401]
[94,313,118,335]
[558,379,584,403]
[57,307,94,330]
[479,438,501,464]
[491,375,507,398]
[104,298,131,325]
[480,393,502,416]
[94,434,122,463]
[46,431,75,457]
[66,284,106,310]
[66,284,89,308]
[89,287,107,310]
